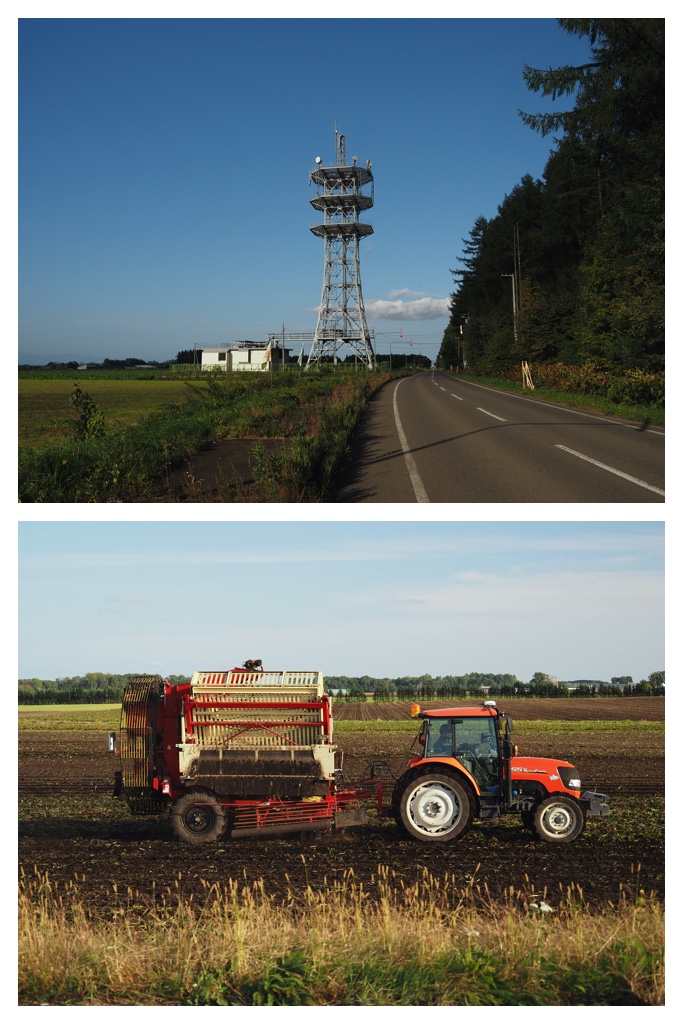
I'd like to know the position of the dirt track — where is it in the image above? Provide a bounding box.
[19,712,664,912]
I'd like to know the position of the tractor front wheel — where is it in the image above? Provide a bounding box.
[533,795,584,843]
[396,772,473,843]
[170,791,228,845]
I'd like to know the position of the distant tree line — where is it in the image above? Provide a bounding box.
[19,357,172,371]
[324,670,664,701]
[18,670,663,704]
[18,673,191,704]
[439,20,664,381]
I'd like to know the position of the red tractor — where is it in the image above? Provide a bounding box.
[391,702,609,843]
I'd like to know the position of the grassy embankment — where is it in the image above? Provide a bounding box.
[18,369,397,502]
[448,369,664,427]
[19,706,664,1005]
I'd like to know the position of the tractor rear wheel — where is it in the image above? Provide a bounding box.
[170,791,228,845]
[391,784,409,835]
[396,772,473,843]
[533,795,584,843]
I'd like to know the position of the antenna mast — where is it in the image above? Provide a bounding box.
[306,127,375,369]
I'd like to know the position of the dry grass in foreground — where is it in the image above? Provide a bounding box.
[19,865,663,1006]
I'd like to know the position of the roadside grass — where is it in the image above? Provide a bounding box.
[448,371,664,426]
[19,865,663,1005]
[18,370,397,502]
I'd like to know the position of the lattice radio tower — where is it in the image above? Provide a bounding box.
[306,127,375,369]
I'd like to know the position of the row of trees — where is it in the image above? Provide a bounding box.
[325,671,664,700]
[19,357,171,370]
[18,673,191,704]
[18,670,664,704]
[439,19,664,376]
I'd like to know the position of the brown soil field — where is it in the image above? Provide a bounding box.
[19,702,664,915]
[332,696,665,721]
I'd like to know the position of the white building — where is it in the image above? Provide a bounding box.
[201,342,290,372]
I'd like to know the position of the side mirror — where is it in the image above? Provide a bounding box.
[107,731,118,753]
[503,738,516,759]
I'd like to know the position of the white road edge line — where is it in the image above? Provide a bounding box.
[393,380,430,503]
[555,445,665,496]
[477,407,507,422]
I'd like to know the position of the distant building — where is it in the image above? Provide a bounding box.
[202,342,290,372]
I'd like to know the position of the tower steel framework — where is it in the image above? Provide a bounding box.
[306,128,375,369]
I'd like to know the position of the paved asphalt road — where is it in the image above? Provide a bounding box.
[332,370,665,503]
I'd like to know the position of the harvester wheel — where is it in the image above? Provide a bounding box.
[533,795,584,843]
[170,791,227,845]
[397,772,473,843]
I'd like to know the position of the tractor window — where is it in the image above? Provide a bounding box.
[425,716,500,789]
[454,718,500,790]
[426,718,456,757]
[455,718,497,757]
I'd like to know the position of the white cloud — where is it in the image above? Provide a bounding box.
[367,569,663,623]
[388,289,427,300]
[365,295,451,320]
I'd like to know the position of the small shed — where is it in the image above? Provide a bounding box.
[202,342,290,372]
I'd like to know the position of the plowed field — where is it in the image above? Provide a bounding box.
[19,699,664,914]
[332,696,665,721]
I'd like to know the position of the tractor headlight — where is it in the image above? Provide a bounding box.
[558,766,581,789]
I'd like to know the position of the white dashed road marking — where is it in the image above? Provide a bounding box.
[477,407,507,422]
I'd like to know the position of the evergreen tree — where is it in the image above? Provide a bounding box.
[440,19,664,373]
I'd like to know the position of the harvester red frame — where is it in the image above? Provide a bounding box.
[113,673,381,842]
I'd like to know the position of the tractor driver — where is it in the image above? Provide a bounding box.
[433,722,453,756]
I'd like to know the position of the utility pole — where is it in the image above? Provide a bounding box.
[501,274,518,348]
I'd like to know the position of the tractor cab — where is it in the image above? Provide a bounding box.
[415,702,508,794]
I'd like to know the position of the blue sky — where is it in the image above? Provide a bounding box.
[18,521,664,683]
[18,14,596,365]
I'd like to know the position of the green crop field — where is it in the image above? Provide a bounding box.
[18,378,200,449]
